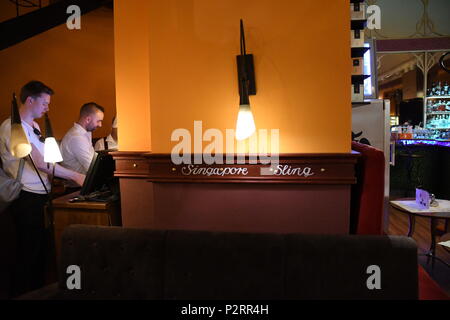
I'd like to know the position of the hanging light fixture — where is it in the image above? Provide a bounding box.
[235,19,256,141]
[43,113,63,163]
[10,93,32,158]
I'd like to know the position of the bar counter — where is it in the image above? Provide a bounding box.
[396,139,450,148]
[112,152,358,234]
[391,139,450,199]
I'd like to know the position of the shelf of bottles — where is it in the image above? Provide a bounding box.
[350,0,367,104]
[425,81,450,138]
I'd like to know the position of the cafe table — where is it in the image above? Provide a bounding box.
[390,198,450,268]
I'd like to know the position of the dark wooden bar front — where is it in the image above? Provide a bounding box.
[112,152,359,234]
[391,142,450,199]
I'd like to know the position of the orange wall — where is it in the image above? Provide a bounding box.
[115,0,351,153]
[0,7,116,140]
[114,0,152,151]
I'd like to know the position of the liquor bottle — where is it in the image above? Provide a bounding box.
[426,88,431,96]
[434,100,439,112]
[427,99,433,113]
[426,115,432,129]
[443,81,449,96]
[431,115,435,127]
[436,81,442,96]
[431,82,436,96]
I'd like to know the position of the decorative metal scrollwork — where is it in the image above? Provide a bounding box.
[439,52,450,74]
[409,0,444,38]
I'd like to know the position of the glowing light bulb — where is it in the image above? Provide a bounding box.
[10,123,32,158]
[235,104,256,140]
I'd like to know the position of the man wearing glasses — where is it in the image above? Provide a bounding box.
[0,80,85,297]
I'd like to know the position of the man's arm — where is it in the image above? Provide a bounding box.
[30,143,85,186]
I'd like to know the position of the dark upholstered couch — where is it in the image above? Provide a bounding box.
[19,225,419,300]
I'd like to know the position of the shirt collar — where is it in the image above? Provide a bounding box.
[74,122,90,136]
[21,120,35,130]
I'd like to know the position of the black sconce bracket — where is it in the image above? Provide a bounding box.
[237,19,256,96]
[237,54,256,96]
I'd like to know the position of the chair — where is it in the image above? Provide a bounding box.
[351,141,449,300]
[398,148,425,197]
[350,141,385,235]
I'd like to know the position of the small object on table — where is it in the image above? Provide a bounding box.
[416,188,430,209]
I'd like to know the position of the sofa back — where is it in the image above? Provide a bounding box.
[351,141,385,235]
[55,225,418,300]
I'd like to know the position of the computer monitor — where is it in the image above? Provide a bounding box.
[79,151,116,196]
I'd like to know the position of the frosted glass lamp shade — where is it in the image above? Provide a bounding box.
[44,137,63,163]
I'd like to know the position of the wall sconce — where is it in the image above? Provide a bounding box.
[235,19,256,141]
[10,93,32,158]
[44,113,63,164]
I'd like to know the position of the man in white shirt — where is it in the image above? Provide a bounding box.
[60,102,104,174]
[94,115,118,151]
[0,81,85,297]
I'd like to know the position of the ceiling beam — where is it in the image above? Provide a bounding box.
[0,0,111,51]
[376,37,450,53]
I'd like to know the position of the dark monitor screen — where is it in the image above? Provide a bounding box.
[80,151,116,196]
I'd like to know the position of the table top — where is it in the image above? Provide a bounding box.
[51,191,111,210]
[390,198,450,219]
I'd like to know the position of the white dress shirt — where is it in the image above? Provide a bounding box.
[60,123,95,174]
[94,134,118,151]
[0,118,50,194]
